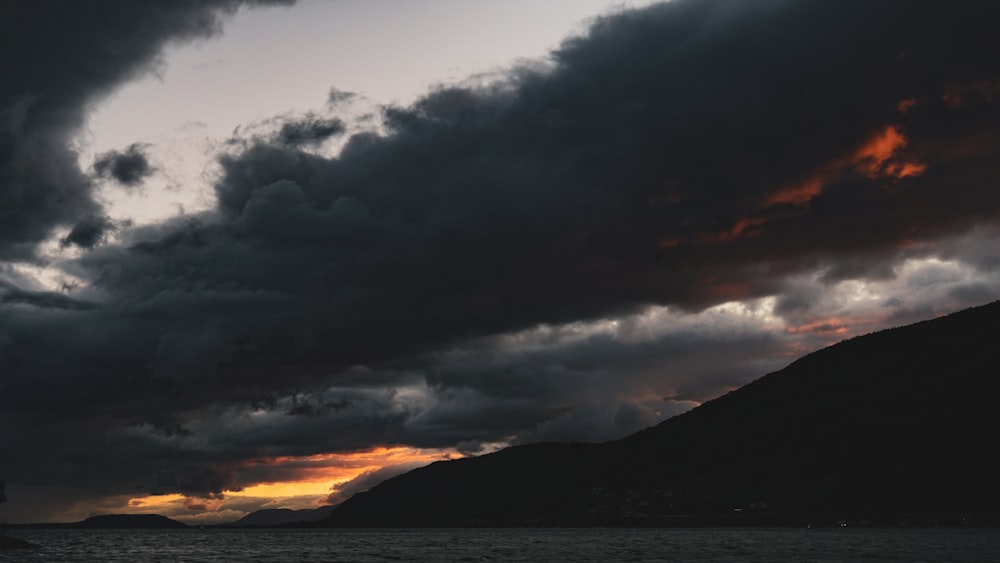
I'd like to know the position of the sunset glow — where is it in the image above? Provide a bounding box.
[112,446,462,524]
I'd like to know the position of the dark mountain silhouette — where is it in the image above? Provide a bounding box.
[10,513,188,529]
[324,301,1000,527]
[15,514,191,529]
[226,506,335,527]
[77,514,188,529]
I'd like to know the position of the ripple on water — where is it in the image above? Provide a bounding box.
[2,527,1000,562]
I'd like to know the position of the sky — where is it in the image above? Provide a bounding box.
[2,0,1000,524]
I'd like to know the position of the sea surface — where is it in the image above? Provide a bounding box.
[3,527,1000,562]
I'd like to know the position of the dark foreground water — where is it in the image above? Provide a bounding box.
[3,527,1000,562]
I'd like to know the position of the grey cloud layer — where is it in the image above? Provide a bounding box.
[3,0,1000,520]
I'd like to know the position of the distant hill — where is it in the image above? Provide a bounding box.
[227,506,335,527]
[76,514,188,529]
[12,513,189,529]
[8,506,337,530]
[324,301,1000,527]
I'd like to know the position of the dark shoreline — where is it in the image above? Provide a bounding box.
[7,513,1000,530]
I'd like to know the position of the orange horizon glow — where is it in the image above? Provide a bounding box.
[116,445,463,523]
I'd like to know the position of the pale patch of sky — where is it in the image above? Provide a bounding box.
[74,0,662,228]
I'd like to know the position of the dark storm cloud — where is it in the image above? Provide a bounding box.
[0,0,291,258]
[93,0,1000,390]
[276,113,347,146]
[152,466,241,498]
[92,143,155,187]
[327,88,357,106]
[0,279,95,310]
[5,0,1000,520]
[60,214,115,248]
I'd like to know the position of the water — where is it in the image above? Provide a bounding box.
[3,527,999,562]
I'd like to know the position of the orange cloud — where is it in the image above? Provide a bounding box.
[852,125,928,181]
[853,125,908,177]
[886,161,926,178]
[724,217,767,240]
[782,312,889,352]
[659,216,770,250]
[785,317,851,336]
[183,495,224,512]
[662,122,928,250]
[762,124,926,209]
[942,80,1000,108]
[696,217,768,244]
[698,275,752,301]
[897,98,917,114]
[764,177,825,206]
[657,237,682,249]
[860,125,904,157]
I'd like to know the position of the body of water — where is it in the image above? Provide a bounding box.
[3,527,999,562]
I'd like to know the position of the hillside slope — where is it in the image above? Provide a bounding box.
[226,506,335,527]
[324,302,1000,526]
